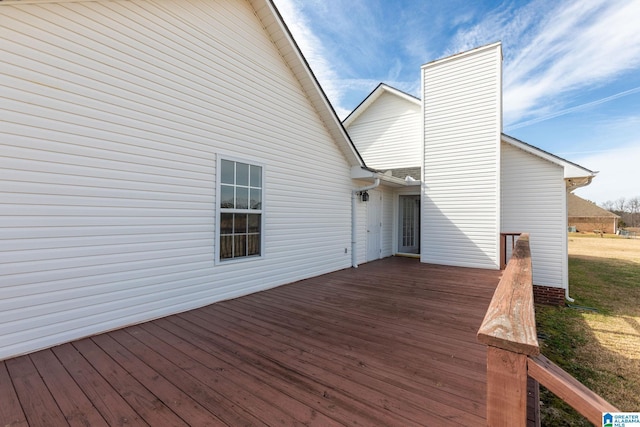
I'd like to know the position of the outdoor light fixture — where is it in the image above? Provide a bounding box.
[361,191,369,202]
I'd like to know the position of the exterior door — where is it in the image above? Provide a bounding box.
[366,190,382,261]
[398,195,420,254]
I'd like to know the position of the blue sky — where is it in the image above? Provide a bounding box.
[273,0,640,205]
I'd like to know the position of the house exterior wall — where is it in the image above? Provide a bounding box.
[0,0,354,360]
[501,142,567,289]
[421,43,502,269]
[569,217,617,234]
[345,92,422,170]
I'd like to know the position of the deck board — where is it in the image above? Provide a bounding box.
[29,349,109,427]
[0,361,28,427]
[51,342,147,426]
[0,257,501,426]
[5,355,68,427]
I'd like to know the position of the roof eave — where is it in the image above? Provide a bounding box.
[502,134,596,180]
[250,0,365,167]
[350,166,419,188]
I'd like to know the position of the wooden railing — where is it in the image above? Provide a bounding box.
[477,233,619,426]
[499,232,521,269]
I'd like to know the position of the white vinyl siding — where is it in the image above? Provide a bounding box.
[346,92,422,170]
[0,0,353,359]
[421,43,502,270]
[501,142,567,288]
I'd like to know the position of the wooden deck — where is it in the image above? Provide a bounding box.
[1,257,502,426]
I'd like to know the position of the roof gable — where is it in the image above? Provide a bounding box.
[501,134,595,179]
[342,83,421,128]
[568,193,620,218]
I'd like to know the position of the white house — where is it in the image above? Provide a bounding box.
[344,44,595,304]
[1,1,593,361]
[0,0,370,360]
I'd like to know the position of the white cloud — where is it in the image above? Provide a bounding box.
[447,0,543,58]
[506,86,640,131]
[272,0,429,118]
[447,0,640,126]
[274,0,640,126]
[573,143,640,204]
[273,0,351,117]
[503,0,640,125]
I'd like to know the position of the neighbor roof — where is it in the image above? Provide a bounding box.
[568,193,620,218]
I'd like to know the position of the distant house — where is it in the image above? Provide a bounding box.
[0,1,595,360]
[568,193,619,234]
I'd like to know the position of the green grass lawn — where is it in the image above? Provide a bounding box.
[536,236,640,425]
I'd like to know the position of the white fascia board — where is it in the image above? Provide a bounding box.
[501,134,596,179]
[343,83,421,128]
[251,0,365,167]
[379,174,418,187]
[351,166,378,179]
[381,85,422,106]
[421,41,503,70]
[350,166,415,187]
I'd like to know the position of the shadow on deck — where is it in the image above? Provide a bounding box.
[1,257,502,426]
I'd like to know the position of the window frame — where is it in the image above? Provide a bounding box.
[215,155,265,264]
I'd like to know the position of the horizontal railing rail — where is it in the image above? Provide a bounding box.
[478,233,619,426]
[528,354,618,425]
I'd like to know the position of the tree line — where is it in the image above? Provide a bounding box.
[601,197,640,228]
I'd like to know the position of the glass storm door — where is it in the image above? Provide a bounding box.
[398,195,420,254]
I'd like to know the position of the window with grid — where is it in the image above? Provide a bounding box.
[218,159,262,261]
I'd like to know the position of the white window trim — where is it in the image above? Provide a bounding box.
[215,155,265,265]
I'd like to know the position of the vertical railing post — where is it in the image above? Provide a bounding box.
[486,347,528,426]
[478,234,538,426]
[499,232,522,270]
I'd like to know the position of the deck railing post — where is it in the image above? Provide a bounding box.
[480,233,619,426]
[479,234,538,426]
[486,346,528,426]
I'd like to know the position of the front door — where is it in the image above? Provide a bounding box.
[366,190,382,261]
[398,195,420,254]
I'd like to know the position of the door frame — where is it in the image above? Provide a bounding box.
[366,189,383,261]
[394,192,421,256]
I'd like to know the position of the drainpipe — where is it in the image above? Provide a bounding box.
[565,288,575,303]
[351,178,380,268]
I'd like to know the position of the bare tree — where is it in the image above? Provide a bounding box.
[629,197,640,228]
[613,197,627,214]
[601,200,615,212]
